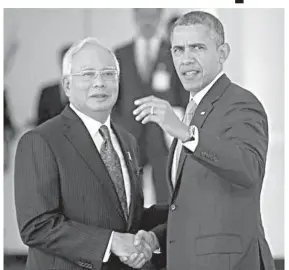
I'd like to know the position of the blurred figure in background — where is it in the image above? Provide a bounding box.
[4,90,16,172]
[4,37,18,172]
[112,8,188,205]
[164,15,179,42]
[36,44,71,125]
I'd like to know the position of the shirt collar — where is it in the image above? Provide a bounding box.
[135,34,162,51]
[69,104,111,138]
[190,71,224,105]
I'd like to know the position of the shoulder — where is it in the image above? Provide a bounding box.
[114,41,134,57]
[39,83,60,97]
[21,114,65,144]
[227,82,265,110]
[220,80,267,121]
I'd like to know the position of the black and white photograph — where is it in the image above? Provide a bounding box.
[3,7,285,270]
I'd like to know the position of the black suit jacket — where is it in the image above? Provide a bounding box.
[113,40,189,166]
[15,106,167,270]
[36,82,67,126]
[153,75,275,270]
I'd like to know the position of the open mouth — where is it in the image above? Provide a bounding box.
[181,70,200,79]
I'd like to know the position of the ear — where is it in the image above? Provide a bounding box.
[218,43,230,64]
[62,76,71,97]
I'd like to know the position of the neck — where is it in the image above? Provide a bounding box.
[90,111,110,124]
[73,104,110,124]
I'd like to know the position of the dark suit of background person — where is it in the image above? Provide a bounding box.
[36,45,71,125]
[14,39,167,270]
[4,89,16,171]
[134,11,275,270]
[112,9,188,204]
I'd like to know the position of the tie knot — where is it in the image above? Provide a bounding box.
[99,125,111,141]
[185,99,198,115]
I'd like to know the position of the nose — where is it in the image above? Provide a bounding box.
[92,73,105,88]
[182,46,196,63]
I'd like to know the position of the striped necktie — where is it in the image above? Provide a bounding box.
[171,99,198,187]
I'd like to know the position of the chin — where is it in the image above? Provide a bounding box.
[182,80,202,92]
[91,104,114,112]
[182,82,197,92]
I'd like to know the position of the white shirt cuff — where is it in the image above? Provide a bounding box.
[182,125,199,152]
[103,231,114,262]
[153,248,161,254]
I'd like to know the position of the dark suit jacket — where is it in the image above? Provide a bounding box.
[4,89,15,132]
[14,106,167,270]
[153,74,275,270]
[113,40,189,166]
[36,82,67,126]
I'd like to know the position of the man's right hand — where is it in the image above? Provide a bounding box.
[119,230,160,268]
[111,232,153,262]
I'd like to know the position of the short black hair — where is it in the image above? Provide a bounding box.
[168,15,179,29]
[171,11,225,46]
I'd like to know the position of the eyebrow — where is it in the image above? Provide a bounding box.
[171,45,185,50]
[186,42,206,47]
[80,66,117,71]
[171,42,207,49]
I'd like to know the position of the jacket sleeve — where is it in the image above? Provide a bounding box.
[189,98,268,189]
[14,131,112,268]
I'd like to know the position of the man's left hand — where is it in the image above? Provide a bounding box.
[133,95,189,141]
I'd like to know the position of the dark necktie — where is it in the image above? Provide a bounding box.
[99,125,128,220]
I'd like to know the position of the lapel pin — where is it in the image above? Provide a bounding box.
[127,152,132,161]
[201,111,206,115]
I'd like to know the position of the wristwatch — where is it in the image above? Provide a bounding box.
[183,125,196,142]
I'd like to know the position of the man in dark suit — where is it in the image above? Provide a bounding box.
[112,9,189,205]
[132,11,275,270]
[36,44,71,126]
[14,37,166,270]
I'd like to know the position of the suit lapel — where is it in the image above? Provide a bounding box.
[174,99,214,182]
[111,122,138,230]
[173,74,231,192]
[61,107,126,222]
[167,138,178,193]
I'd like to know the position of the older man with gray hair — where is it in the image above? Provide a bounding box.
[14,37,166,270]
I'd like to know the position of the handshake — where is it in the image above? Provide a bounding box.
[111,230,160,269]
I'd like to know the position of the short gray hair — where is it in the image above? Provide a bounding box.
[62,37,120,77]
[171,11,225,47]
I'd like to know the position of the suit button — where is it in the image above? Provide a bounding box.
[171,204,176,211]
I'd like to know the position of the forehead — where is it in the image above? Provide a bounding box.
[171,24,213,46]
[71,43,116,71]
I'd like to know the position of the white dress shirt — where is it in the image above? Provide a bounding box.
[171,71,224,186]
[70,104,131,262]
